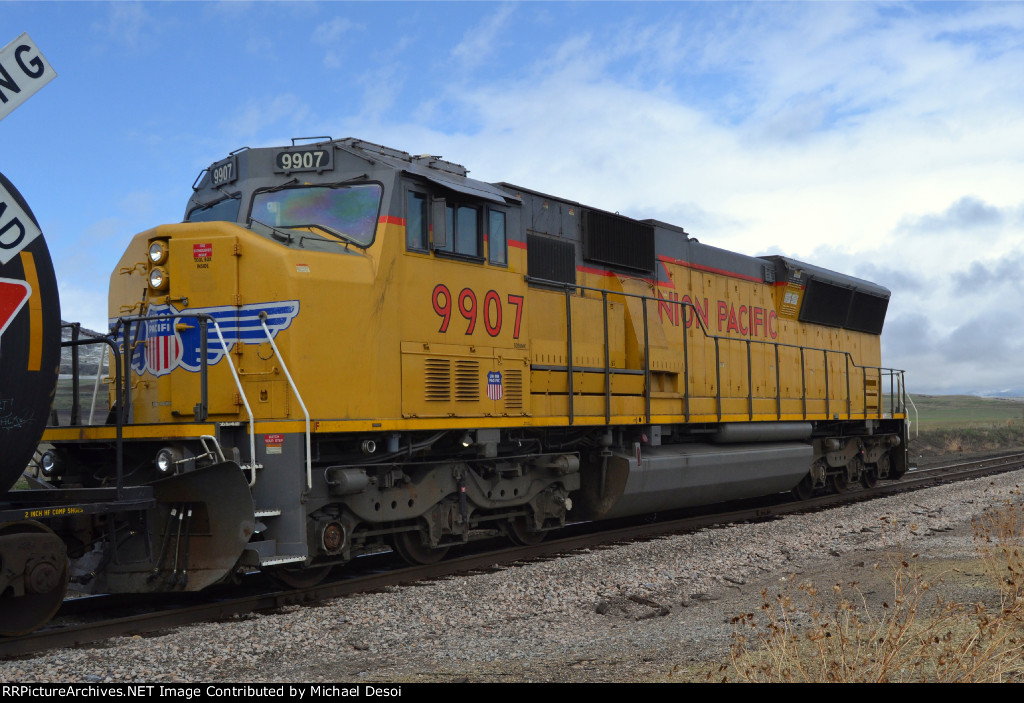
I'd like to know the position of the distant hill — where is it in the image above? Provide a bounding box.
[58,320,109,376]
[908,394,1024,430]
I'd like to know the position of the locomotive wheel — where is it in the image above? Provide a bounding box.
[860,467,879,489]
[829,473,849,494]
[266,564,332,589]
[392,530,449,565]
[0,522,69,636]
[792,474,815,502]
[504,516,546,546]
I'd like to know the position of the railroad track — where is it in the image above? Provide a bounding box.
[3,450,1023,659]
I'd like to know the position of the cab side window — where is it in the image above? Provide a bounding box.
[441,204,481,258]
[488,209,507,266]
[407,191,428,251]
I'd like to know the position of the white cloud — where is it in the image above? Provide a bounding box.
[451,4,516,67]
[312,16,362,69]
[91,2,163,50]
[220,94,313,141]
[341,3,1024,393]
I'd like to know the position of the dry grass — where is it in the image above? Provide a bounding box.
[715,499,1024,682]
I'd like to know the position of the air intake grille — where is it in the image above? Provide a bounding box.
[503,369,523,410]
[799,279,889,334]
[455,360,480,401]
[582,209,655,273]
[424,359,451,402]
[527,234,576,285]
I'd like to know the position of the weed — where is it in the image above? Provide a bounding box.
[720,500,1024,682]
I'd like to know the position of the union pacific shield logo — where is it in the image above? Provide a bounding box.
[115,300,300,377]
[145,316,181,374]
[487,371,503,401]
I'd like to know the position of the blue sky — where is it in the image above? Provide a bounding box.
[1,1,1023,395]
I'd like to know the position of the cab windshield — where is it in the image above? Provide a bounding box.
[249,183,383,247]
[187,197,241,223]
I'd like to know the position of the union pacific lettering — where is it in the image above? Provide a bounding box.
[657,291,777,339]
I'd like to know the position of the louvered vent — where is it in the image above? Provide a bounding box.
[424,359,451,402]
[527,234,576,285]
[503,369,523,410]
[582,209,655,273]
[455,360,480,401]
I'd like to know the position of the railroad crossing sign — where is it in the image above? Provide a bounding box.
[0,32,56,122]
[0,176,43,265]
[0,278,31,339]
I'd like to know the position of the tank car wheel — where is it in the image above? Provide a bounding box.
[0,522,69,636]
[503,516,546,546]
[266,564,333,589]
[792,474,815,502]
[392,530,449,565]
[829,472,849,494]
[860,467,879,489]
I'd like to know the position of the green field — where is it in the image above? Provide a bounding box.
[908,394,1024,430]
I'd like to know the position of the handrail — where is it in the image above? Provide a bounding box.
[526,276,907,422]
[207,319,259,485]
[259,313,312,489]
[111,312,260,485]
[88,345,108,425]
[53,333,124,494]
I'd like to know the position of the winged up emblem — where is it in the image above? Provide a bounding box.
[112,300,300,377]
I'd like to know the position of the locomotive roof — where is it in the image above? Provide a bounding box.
[187,137,891,305]
[187,137,516,217]
[762,255,891,299]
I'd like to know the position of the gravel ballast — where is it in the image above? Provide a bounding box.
[2,466,1023,683]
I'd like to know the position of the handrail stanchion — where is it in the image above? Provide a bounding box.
[746,339,753,421]
[260,314,312,489]
[602,291,610,425]
[643,299,650,424]
[565,288,574,426]
[800,347,806,419]
[70,323,81,426]
[682,301,690,422]
[775,343,781,420]
[714,337,722,422]
[824,349,830,419]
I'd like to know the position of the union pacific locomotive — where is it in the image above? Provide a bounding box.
[0,137,907,634]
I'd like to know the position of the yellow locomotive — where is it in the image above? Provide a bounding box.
[35,137,907,595]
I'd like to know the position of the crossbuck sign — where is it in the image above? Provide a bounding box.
[0,32,56,122]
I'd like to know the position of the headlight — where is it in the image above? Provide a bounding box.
[148,240,169,265]
[149,266,169,291]
[40,450,63,478]
[155,446,183,474]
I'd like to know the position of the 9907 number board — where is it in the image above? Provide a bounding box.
[209,156,237,187]
[274,148,333,174]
